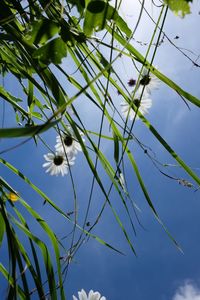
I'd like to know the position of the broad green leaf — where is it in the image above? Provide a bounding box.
[0,119,59,138]
[32,37,67,65]
[25,18,60,45]
[164,0,192,17]
[83,1,131,37]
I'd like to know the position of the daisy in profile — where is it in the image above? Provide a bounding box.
[43,152,75,176]
[72,289,106,300]
[139,68,160,93]
[121,89,152,121]
[55,129,85,156]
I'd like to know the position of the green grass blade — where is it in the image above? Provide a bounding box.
[0,119,60,138]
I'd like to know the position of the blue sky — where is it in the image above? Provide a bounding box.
[1,1,200,300]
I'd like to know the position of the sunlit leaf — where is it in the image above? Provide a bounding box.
[83,1,131,37]
[32,37,67,65]
[164,0,192,17]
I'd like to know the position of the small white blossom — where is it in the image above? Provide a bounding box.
[43,152,75,176]
[139,68,160,93]
[72,289,106,300]
[55,130,85,156]
[121,89,152,121]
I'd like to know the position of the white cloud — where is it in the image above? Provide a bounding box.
[173,282,200,300]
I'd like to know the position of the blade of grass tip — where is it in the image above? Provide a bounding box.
[125,141,182,250]
[139,115,200,187]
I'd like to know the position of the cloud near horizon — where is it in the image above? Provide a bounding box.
[173,282,200,300]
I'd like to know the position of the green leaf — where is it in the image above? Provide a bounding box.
[164,0,191,17]
[83,1,131,37]
[0,119,59,138]
[32,38,67,65]
[0,211,5,247]
[25,18,60,45]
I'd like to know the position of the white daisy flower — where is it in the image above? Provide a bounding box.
[55,130,85,156]
[139,68,160,93]
[72,289,106,300]
[121,89,152,121]
[43,152,75,176]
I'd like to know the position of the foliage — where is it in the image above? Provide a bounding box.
[164,0,193,17]
[0,0,199,298]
